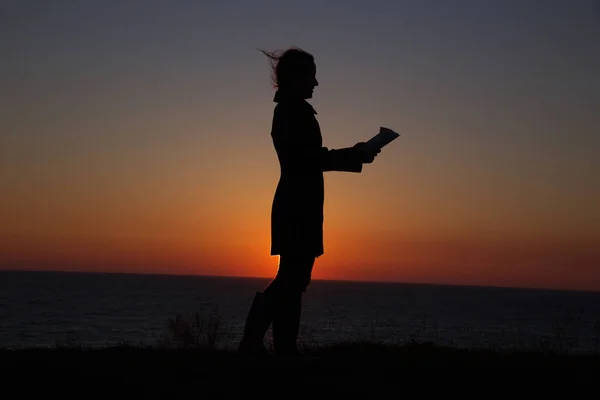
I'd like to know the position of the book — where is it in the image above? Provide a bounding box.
[366,127,400,150]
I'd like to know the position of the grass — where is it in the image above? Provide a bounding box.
[3,340,599,368]
[6,346,594,399]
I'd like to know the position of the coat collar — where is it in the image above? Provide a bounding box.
[273,90,317,114]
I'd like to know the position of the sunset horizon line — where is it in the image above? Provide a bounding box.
[2,267,598,294]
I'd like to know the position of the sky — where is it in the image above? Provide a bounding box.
[1,0,599,291]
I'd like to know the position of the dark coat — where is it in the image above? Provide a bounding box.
[269,91,364,258]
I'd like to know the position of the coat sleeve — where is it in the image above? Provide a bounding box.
[320,147,363,173]
[272,105,363,174]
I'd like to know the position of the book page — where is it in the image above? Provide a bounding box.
[366,127,400,150]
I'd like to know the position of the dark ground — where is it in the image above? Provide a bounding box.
[1,342,597,397]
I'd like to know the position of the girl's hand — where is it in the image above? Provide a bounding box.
[353,142,381,163]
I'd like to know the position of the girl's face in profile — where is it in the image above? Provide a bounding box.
[298,62,319,99]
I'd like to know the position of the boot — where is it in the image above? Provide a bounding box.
[272,293,303,356]
[238,292,272,356]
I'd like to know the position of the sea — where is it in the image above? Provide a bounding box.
[1,271,599,353]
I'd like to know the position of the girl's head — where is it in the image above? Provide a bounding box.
[259,47,318,99]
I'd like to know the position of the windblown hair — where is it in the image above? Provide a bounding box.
[258,47,314,89]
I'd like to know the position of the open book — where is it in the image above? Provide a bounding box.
[366,127,400,150]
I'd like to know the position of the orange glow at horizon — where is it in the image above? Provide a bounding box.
[2,213,599,292]
[2,132,599,292]
[1,129,599,292]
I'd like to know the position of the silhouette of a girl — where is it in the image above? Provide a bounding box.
[239,47,380,356]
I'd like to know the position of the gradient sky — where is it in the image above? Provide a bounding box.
[1,0,599,291]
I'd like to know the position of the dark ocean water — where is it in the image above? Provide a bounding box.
[1,271,599,353]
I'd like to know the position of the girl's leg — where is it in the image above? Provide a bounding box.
[264,254,315,355]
